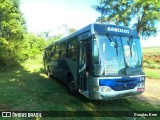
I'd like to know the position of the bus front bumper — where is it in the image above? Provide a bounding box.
[89,85,145,100]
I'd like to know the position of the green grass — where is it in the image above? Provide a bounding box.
[142,46,160,56]
[0,58,160,120]
[144,68,160,79]
[142,46,160,79]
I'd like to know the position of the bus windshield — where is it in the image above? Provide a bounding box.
[92,34,142,76]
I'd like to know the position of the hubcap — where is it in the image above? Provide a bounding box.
[69,81,76,92]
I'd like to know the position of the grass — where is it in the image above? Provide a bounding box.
[142,46,160,79]
[142,46,160,56]
[144,68,160,79]
[0,57,160,120]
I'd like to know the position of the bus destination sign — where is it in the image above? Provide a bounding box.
[107,26,130,34]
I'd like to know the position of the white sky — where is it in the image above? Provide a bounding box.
[20,0,160,47]
[20,0,99,34]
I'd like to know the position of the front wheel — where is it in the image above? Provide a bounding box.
[67,76,78,95]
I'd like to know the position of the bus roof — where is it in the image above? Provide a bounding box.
[45,23,138,49]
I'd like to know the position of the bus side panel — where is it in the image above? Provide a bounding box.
[65,58,78,84]
[50,58,77,84]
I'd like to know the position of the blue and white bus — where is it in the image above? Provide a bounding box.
[43,23,145,100]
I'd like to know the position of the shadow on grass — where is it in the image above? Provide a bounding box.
[0,64,160,114]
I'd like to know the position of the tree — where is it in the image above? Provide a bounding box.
[0,0,26,66]
[47,24,76,45]
[62,24,76,34]
[47,34,63,45]
[41,31,51,39]
[93,0,160,38]
[58,24,76,36]
[22,33,47,59]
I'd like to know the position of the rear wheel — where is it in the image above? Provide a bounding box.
[47,66,52,78]
[67,75,78,95]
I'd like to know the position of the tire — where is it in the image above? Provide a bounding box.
[67,75,78,95]
[47,67,52,78]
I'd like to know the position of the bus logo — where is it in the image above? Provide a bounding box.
[124,83,127,88]
[107,27,130,34]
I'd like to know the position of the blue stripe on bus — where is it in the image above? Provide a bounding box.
[99,77,141,91]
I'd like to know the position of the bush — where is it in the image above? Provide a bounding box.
[149,64,156,69]
[146,59,155,64]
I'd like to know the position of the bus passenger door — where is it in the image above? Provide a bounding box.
[78,41,88,96]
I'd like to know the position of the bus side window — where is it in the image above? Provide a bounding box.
[53,44,59,60]
[59,41,67,59]
[48,46,53,60]
[67,38,78,60]
[51,46,55,56]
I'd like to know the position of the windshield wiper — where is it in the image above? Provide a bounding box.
[106,33,119,56]
[127,36,133,57]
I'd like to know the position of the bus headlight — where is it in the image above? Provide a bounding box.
[99,86,111,92]
[94,86,99,91]
[94,86,112,92]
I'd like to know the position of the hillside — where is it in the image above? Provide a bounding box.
[142,46,160,79]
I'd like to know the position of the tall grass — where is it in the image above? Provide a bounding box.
[144,68,160,79]
[142,46,160,79]
[21,54,44,72]
[142,47,160,56]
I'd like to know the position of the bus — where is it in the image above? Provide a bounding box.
[43,23,145,100]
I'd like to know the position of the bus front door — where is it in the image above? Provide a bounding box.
[78,41,89,98]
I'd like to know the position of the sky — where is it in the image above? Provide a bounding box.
[20,0,160,47]
[20,0,99,34]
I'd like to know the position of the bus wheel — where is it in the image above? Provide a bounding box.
[47,67,52,78]
[67,76,77,95]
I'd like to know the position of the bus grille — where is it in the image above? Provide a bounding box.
[113,84,136,91]
[99,78,140,91]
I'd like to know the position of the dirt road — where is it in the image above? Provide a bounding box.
[136,78,160,106]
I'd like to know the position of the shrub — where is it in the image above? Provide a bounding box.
[149,64,156,69]
[146,59,155,64]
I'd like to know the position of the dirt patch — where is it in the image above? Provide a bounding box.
[136,78,160,106]
[143,55,160,63]
[136,95,160,106]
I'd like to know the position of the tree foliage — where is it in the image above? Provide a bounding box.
[22,33,47,60]
[47,34,63,45]
[0,0,26,67]
[60,24,76,34]
[0,0,76,68]
[93,0,160,38]
[0,0,47,68]
[45,24,76,45]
